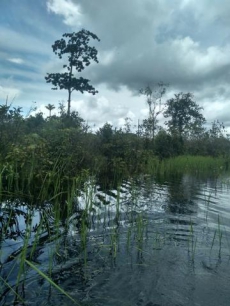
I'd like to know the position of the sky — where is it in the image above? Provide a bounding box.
[0,0,230,132]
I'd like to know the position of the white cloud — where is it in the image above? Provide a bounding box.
[7,58,24,64]
[47,0,82,26]
[98,49,116,66]
[167,37,230,77]
[0,85,21,101]
[71,96,116,124]
[30,103,59,117]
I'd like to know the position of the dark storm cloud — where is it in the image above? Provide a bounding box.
[58,0,229,96]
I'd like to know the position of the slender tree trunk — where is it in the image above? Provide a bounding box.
[67,64,73,116]
[67,89,71,117]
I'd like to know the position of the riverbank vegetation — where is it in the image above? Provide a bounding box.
[0,94,229,202]
[1,29,229,203]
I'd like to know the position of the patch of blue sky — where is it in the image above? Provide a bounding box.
[9,74,41,84]
[1,62,38,77]
[2,57,43,75]
[0,0,69,44]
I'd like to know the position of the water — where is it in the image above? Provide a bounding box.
[1,173,230,305]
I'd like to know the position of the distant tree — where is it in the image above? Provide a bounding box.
[96,123,115,159]
[97,123,114,143]
[140,82,167,141]
[0,103,24,156]
[123,117,132,133]
[45,104,55,117]
[164,92,205,139]
[61,110,85,129]
[206,120,230,157]
[25,112,45,133]
[45,29,100,116]
[58,101,66,116]
[209,120,225,139]
[154,128,173,159]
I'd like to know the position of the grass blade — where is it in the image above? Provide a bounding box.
[0,275,24,304]
[25,259,81,305]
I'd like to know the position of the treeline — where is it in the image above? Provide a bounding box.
[0,93,229,181]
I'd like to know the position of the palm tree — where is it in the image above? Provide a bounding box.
[45,104,55,117]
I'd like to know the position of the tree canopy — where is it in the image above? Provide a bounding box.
[45,29,100,116]
[164,92,206,138]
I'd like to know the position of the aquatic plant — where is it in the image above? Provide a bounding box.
[210,215,223,258]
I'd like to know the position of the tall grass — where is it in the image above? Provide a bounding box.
[158,155,228,175]
[0,155,85,303]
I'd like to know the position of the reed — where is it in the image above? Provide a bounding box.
[188,220,197,262]
[135,212,147,250]
[153,231,165,250]
[0,256,25,304]
[25,259,80,305]
[217,214,223,258]
[80,215,88,265]
[210,214,223,258]
[205,192,212,222]
[0,274,25,304]
[110,227,119,259]
[126,225,132,252]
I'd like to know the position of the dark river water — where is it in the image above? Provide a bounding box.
[1,172,230,306]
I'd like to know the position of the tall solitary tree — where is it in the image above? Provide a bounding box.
[45,29,100,116]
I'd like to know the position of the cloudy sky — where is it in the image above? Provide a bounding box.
[1,0,230,132]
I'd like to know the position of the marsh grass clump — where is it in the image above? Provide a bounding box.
[158,155,228,176]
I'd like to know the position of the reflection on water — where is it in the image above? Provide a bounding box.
[1,172,230,305]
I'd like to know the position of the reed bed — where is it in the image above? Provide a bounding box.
[159,155,228,174]
[0,155,230,304]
